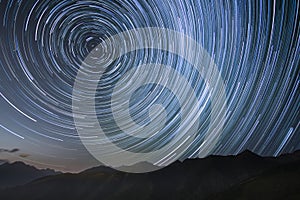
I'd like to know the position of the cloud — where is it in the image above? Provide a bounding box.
[0,148,30,159]
[19,153,30,158]
[0,148,20,153]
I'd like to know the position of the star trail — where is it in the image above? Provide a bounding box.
[0,0,299,172]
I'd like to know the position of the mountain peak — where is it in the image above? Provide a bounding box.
[0,160,8,165]
[292,150,300,156]
[0,161,60,189]
[238,150,260,158]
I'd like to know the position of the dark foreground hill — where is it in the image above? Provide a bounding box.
[0,150,299,200]
[0,161,60,189]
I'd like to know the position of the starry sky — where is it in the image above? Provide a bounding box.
[0,0,299,172]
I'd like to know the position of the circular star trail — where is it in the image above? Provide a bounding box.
[0,0,299,171]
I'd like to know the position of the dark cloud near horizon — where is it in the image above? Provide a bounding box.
[0,148,20,153]
[19,154,30,158]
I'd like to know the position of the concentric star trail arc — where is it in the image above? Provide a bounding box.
[0,0,299,171]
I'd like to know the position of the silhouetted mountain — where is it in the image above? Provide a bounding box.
[0,150,299,200]
[0,160,7,165]
[0,161,60,189]
[209,159,300,200]
[237,149,261,158]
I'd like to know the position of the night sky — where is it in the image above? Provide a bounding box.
[0,0,299,172]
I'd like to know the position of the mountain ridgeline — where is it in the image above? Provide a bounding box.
[0,150,299,200]
[0,161,60,189]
